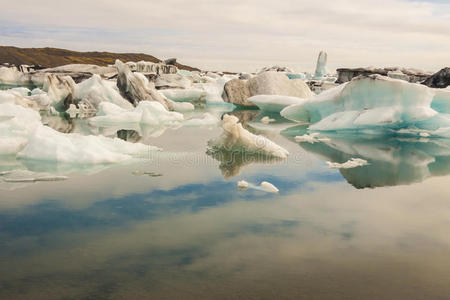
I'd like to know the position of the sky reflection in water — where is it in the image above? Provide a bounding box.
[1,109,450,299]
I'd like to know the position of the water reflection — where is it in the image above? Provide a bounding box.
[284,127,450,188]
[206,148,283,178]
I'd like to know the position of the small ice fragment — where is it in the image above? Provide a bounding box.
[419,132,431,137]
[237,180,249,190]
[294,133,329,144]
[261,116,275,124]
[260,181,279,193]
[326,158,368,169]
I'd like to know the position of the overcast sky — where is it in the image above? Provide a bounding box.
[0,0,449,72]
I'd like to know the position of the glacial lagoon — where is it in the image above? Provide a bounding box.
[1,108,450,299]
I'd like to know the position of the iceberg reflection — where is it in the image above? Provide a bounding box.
[285,129,450,188]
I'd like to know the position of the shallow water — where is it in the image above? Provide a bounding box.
[1,109,450,299]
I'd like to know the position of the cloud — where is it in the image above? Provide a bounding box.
[0,0,449,72]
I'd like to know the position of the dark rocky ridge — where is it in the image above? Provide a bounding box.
[336,67,431,84]
[422,68,450,88]
[0,46,200,72]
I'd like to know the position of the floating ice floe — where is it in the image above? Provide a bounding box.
[261,116,275,124]
[17,125,160,164]
[248,95,307,113]
[281,75,450,136]
[88,101,184,126]
[208,114,289,159]
[237,180,249,190]
[294,133,330,144]
[160,88,205,103]
[236,180,279,193]
[260,181,279,193]
[326,158,369,169]
[74,74,134,110]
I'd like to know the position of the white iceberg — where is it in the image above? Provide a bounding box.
[326,158,368,169]
[17,125,160,164]
[260,181,279,193]
[248,95,307,113]
[237,180,249,190]
[0,103,42,155]
[281,75,447,134]
[314,51,328,78]
[261,116,275,124]
[236,180,279,193]
[0,66,30,85]
[208,114,289,159]
[88,101,184,126]
[74,74,134,110]
[160,88,205,103]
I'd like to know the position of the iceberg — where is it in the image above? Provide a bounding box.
[17,125,160,164]
[88,101,184,126]
[236,180,279,193]
[237,180,249,190]
[248,95,307,113]
[261,116,275,124]
[208,114,289,159]
[115,60,171,109]
[0,103,42,155]
[314,51,328,78]
[260,181,279,193]
[281,75,450,135]
[0,66,30,85]
[42,74,76,109]
[74,74,134,110]
[160,88,205,103]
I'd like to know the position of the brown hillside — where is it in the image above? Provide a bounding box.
[0,46,200,72]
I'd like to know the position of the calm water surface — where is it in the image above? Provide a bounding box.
[1,109,450,299]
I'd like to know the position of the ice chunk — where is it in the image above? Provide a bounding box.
[17,125,160,163]
[115,59,171,109]
[74,74,134,110]
[237,180,249,190]
[261,116,275,124]
[236,180,279,193]
[314,51,328,78]
[248,95,307,113]
[160,88,205,103]
[0,66,30,85]
[294,133,330,144]
[326,158,368,169]
[281,75,439,133]
[88,101,183,126]
[42,74,76,108]
[0,103,42,155]
[0,90,40,110]
[208,114,289,159]
[260,181,279,193]
[169,101,195,112]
